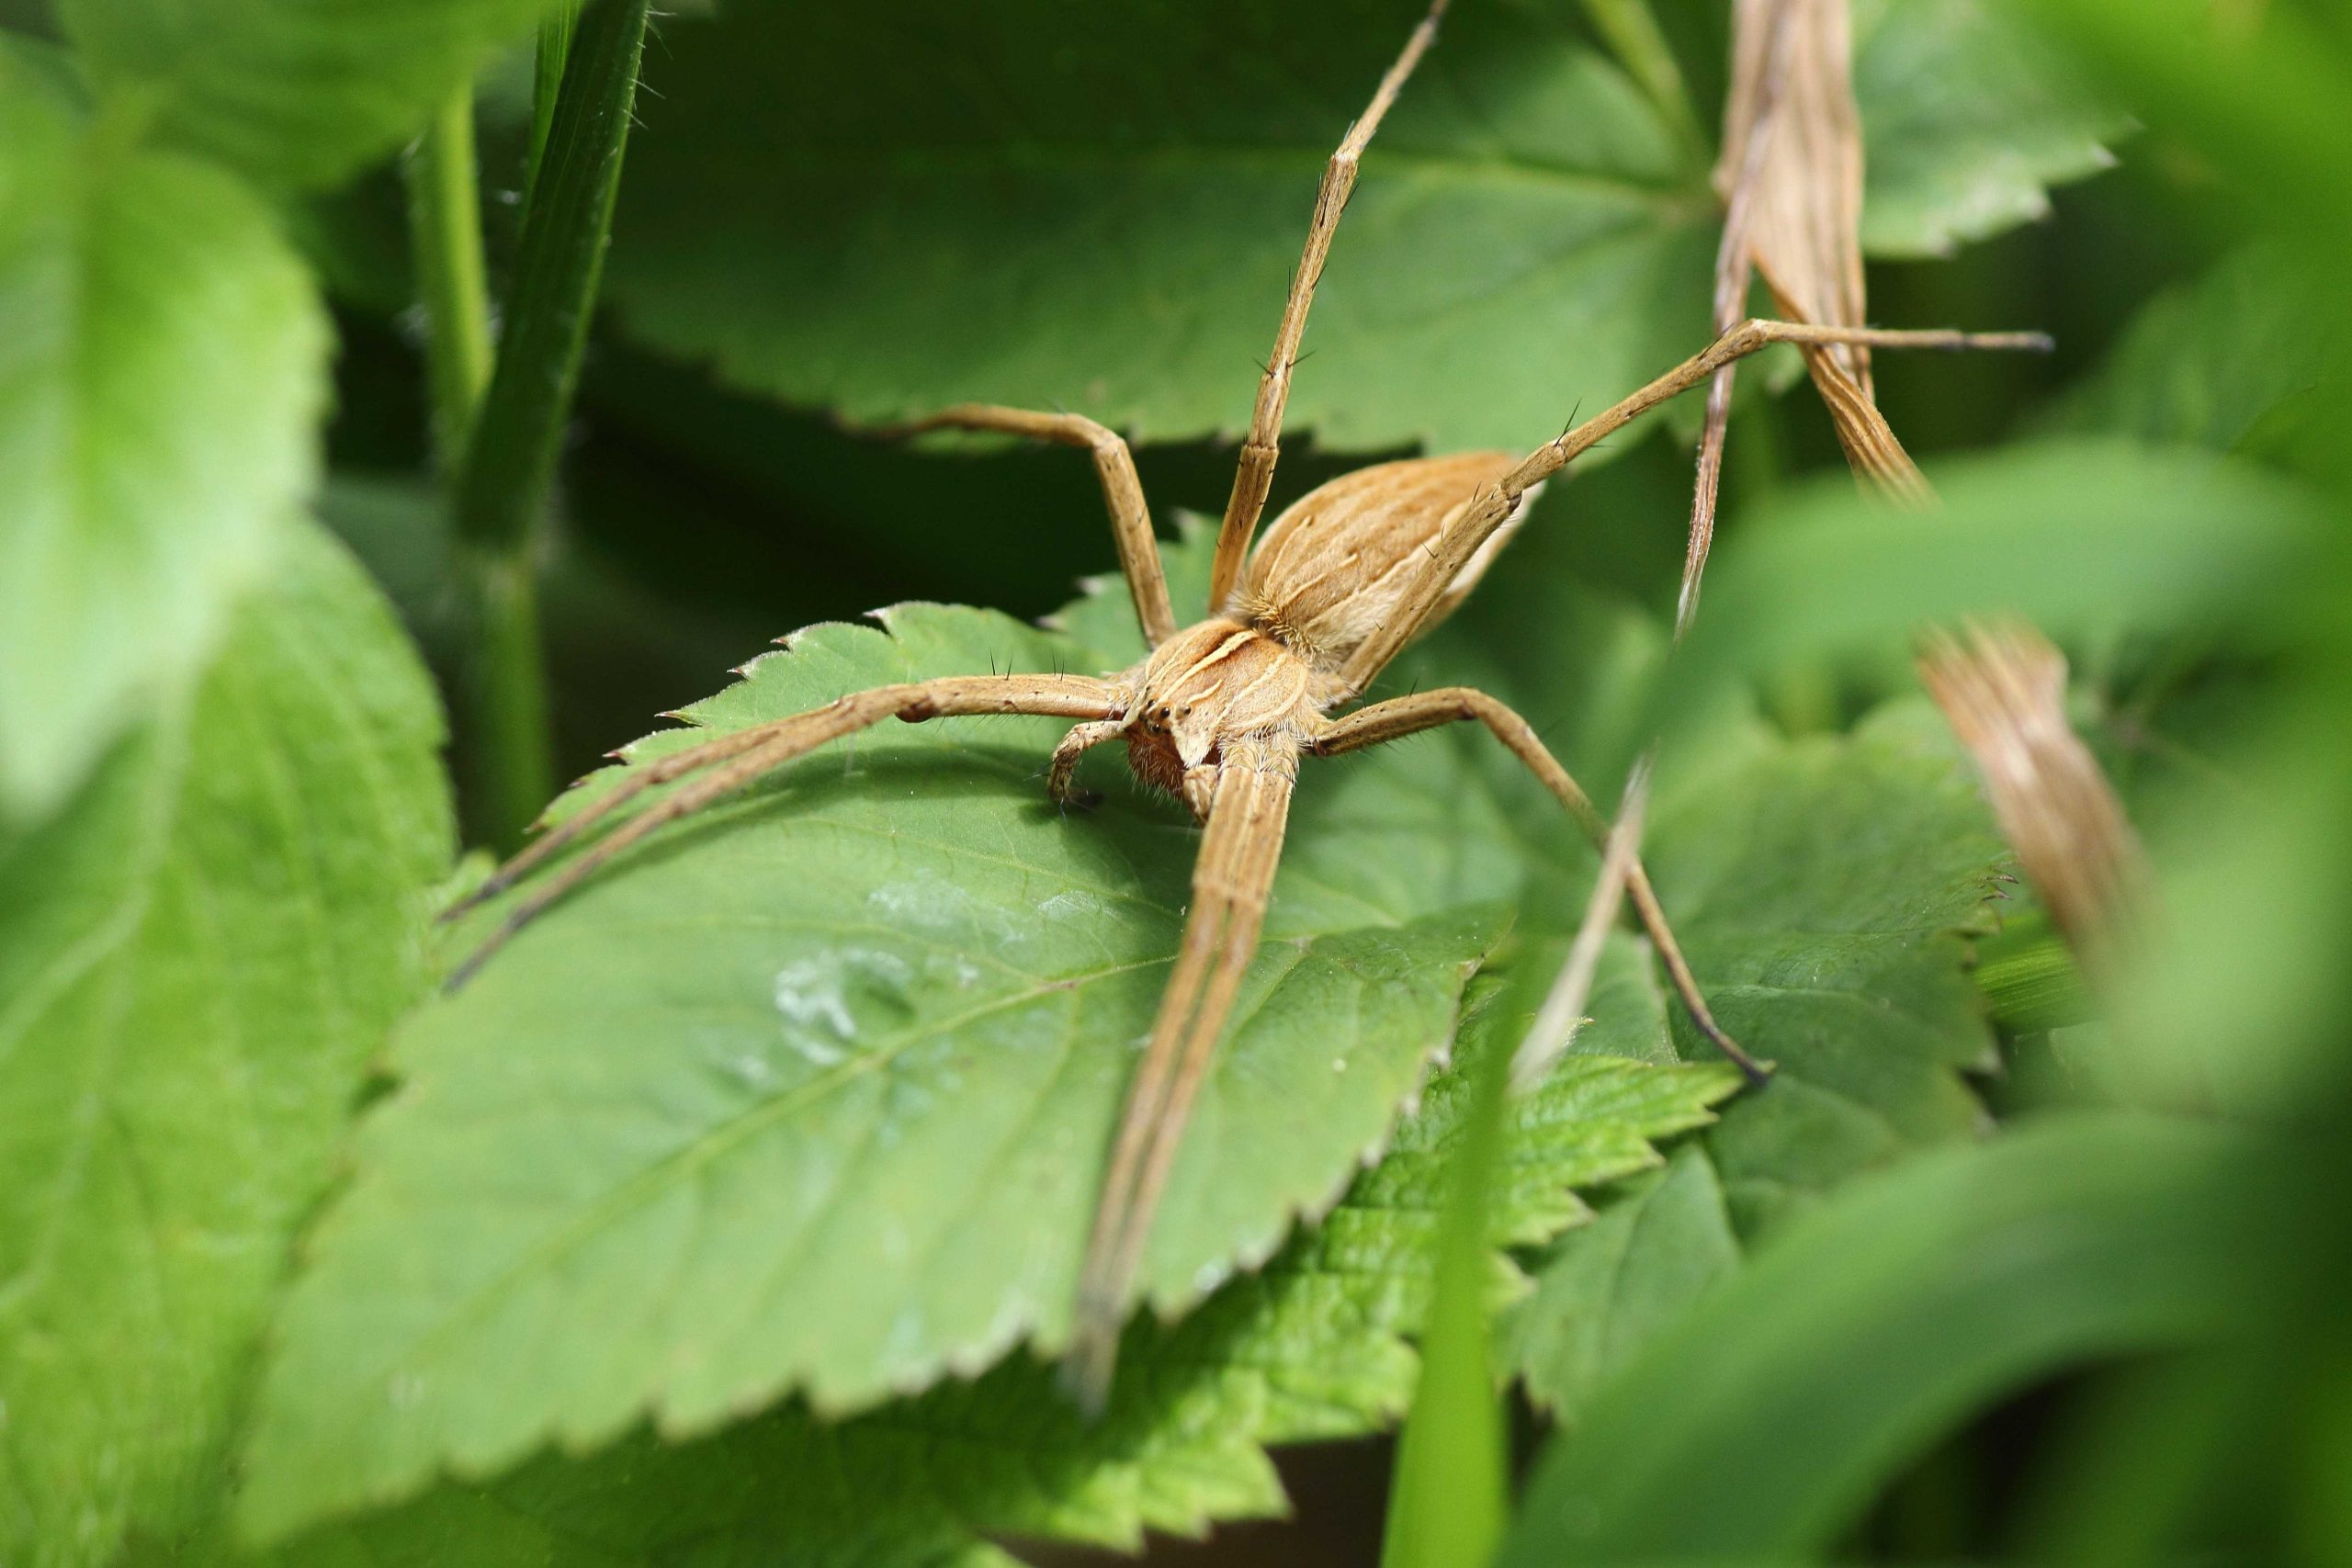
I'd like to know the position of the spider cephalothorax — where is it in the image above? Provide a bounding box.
[444,0,2045,1410]
[1108,621,1315,818]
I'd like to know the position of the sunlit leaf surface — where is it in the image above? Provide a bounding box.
[57,0,575,190]
[0,525,451,1563]
[0,84,325,818]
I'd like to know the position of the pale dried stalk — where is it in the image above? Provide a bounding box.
[1681,0,1927,631]
[1702,0,2149,969]
[1513,760,1654,1094]
[1680,0,1802,633]
[1919,624,2154,975]
[1722,0,1870,389]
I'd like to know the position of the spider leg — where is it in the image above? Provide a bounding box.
[444,723,797,923]
[1048,718,1128,810]
[1335,318,2052,691]
[1312,688,1770,1083]
[1064,737,1300,1413]
[443,673,1123,990]
[1208,0,1451,610]
[887,406,1176,648]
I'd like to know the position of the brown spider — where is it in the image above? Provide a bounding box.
[442,0,2046,1407]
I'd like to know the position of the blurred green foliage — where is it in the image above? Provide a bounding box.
[0,69,326,819]
[2,0,2348,1564]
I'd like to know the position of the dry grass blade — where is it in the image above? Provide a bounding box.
[1683,0,1924,629]
[1920,624,2153,975]
[1696,0,2150,975]
[1680,0,1800,633]
[1512,760,1651,1094]
[1722,0,1869,389]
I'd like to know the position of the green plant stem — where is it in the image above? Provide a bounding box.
[1581,0,1710,170]
[526,6,578,202]
[449,0,649,849]
[1381,1029,1510,1568]
[406,93,492,469]
[406,88,555,853]
[456,0,647,560]
[464,550,556,851]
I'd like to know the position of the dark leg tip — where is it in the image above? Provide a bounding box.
[436,876,510,926]
[1699,1022,1772,1087]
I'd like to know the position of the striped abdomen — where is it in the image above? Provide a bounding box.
[1227,452,1544,672]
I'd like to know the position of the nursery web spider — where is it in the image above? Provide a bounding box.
[444,0,2046,1408]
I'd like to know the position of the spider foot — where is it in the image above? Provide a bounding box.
[1052,783,1104,814]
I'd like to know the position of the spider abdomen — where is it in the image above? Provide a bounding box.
[1231,450,1541,671]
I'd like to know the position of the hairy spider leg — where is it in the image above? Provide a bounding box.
[890,406,1177,648]
[1065,736,1300,1414]
[1207,0,1453,610]
[1048,718,1129,809]
[443,674,1124,987]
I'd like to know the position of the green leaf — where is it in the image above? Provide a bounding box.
[56,0,573,191]
[1503,1144,1740,1420]
[0,84,327,821]
[1496,705,2012,1416]
[0,522,453,1564]
[1649,441,2324,772]
[1854,0,2122,257]
[253,1017,1740,1562]
[2049,243,2340,454]
[240,521,2014,1545]
[1498,1113,2256,1565]
[1645,704,2009,1236]
[236,587,1515,1538]
[605,0,2114,456]
[0,32,88,116]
